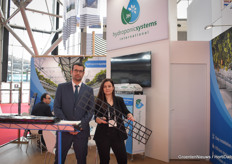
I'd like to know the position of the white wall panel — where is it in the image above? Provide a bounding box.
[170,41,210,159]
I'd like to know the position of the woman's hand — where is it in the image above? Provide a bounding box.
[96,117,108,124]
[127,113,135,121]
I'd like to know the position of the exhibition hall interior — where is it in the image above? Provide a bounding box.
[0,0,232,163]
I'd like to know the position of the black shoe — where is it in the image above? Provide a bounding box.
[41,143,47,151]
[37,141,47,151]
[37,140,42,149]
[42,147,47,151]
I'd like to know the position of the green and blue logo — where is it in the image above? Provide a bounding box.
[121,0,140,25]
[136,99,144,109]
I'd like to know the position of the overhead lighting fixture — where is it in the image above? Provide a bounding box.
[204,24,232,30]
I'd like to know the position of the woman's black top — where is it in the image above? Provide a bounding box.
[93,96,131,141]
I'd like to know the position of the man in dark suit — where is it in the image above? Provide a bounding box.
[54,62,94,164]
[31,93,53,117]
[31,93,53,149]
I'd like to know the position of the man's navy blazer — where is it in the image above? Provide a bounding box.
[31,102,53,117]
[54,81,94,138]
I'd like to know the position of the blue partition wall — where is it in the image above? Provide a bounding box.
[30,58,54,111]
[210,42,232,163]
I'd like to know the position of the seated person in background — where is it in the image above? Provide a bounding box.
[31,93,53,149]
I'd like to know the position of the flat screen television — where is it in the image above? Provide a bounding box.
[111,51,151,87]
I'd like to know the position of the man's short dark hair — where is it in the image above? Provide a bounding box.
[41,93,48,101]
[72,62,85,72]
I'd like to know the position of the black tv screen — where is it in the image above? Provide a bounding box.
[111,51,151,87]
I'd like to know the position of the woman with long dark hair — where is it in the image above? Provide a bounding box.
[93,78,135,164]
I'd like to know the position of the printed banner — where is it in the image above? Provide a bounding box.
[210,27,232,163]
[30,56,106,110]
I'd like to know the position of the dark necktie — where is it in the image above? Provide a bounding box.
[74,85,79,100]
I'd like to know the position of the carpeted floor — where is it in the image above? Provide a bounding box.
[0,103,30,114]
[0,129,24,146]
[0,103,30,146]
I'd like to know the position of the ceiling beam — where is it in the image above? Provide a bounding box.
[41,28,62,54]
[25,8,62,18]
[42,35,63,56]
[4,8,20,24]
[9,24,52,34]
[57,0,63,6]
[19,6,39,56]
[45,0,54,29]
[5,25,35,56]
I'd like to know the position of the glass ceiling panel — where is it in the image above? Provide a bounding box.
[9,0,55,31]
[26,11,52,31]
[27,0,54,13]
[177,0,192,19]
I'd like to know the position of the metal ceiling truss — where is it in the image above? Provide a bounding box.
[0,0,63,56]
[0,8,34,56]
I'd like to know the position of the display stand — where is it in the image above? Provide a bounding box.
[114,83,146,160]
[116,93,146,160]
[0,119,80,164]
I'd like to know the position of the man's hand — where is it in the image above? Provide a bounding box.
[96,117,107,124]
[69,131,79,135]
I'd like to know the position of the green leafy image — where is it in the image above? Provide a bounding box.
[212,28,232,71]
[121,7,131,25]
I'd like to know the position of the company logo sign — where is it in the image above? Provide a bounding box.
[136,99,144,109]
[107,0,168,50]
[121,0,140,25]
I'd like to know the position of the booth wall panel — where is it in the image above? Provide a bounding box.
[107,39,170,162]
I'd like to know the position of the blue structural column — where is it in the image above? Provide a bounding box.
[58,131,62,164]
